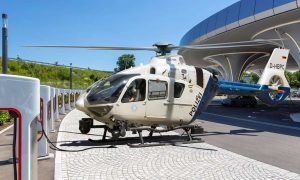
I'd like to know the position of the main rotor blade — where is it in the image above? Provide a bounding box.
[24,38,283,53]
[172,43,273,51]
[173,39,282,49]
[24,45,157,51]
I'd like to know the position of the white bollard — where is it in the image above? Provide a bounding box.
[0,74,39,180]
[59,89,66,115]
[54,88,60,121]
[50,87,55,132]
[65,89,72,110]
[39,85,50,158]
[72,90,76,108]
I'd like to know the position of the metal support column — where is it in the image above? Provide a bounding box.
[2,14,8,74]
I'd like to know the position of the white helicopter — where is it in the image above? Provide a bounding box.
[28,40,290,146]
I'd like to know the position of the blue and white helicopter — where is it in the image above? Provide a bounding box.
[28,40,290,146]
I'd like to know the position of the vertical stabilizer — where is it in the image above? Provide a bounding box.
[258,48,290,88]
[256,48,290,105]
[217,48,291,106]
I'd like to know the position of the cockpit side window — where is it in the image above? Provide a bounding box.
[174,82,185,98]
[148,80,168,100]
[121,79,146,103]
[195,67,203,88]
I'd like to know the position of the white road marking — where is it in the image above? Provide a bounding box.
[203,112,300,131]
[0,124,13,135]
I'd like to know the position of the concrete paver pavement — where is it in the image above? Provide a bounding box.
[55,109,300,180]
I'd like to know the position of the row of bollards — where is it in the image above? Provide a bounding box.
[0,74,84,180]
[38,85,82,159]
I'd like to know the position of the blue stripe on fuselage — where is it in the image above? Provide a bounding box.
[190,76,218,123]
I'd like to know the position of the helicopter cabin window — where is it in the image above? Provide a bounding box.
[148,80,168,100]
[150,67,156,74]
[195,67,203,88]
[121,79,146,103]
[174,82,185,98]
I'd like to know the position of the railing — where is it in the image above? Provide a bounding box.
[9,57,112,73]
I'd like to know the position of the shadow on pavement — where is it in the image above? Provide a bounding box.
[57,130,104,136]
[199,129,264,137]
[173,144,217,151]
[58,135,217,151]
[0,144,12,147]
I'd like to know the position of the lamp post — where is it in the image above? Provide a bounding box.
[70,63,73,89]
[2,14,8,74]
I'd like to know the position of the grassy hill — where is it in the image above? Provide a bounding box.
[0,58,112,126]
[0,58,112,89]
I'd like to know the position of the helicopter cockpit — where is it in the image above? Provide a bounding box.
[86,74,139,105]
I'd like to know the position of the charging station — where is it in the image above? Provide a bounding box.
[54,88,60,120]
[59,89,66,115]
[75,90,80,101]
[0,74,39,180]
[49,87,55,132]
[72,90,76,108]
[65,89,72,110]
[39,85,50,158]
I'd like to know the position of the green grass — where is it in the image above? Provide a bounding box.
[0,111,10,126]
[0,58,112,126]
[0,58,112,89]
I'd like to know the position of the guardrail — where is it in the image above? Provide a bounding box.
[9,57,113,73]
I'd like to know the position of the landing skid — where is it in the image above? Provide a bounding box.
[127,125,204,148]
[86,122,204,148]
[88,125,108,143]
[127,139,204,148]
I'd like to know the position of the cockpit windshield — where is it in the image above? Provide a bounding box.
[87,74,139,105]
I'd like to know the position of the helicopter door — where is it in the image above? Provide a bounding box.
[145,78,169,122]
[116,78,147,121]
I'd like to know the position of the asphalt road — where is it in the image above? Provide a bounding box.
[196,101,300,174]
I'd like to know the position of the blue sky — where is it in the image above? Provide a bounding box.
[0,0,237,71]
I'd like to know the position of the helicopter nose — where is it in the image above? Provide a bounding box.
[75,93,86,112]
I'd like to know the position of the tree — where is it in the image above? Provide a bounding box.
[249,72,259,84]
[285,71,298,87]
[115,54,135,72]
[240,72,259,84]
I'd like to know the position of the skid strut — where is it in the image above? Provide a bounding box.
[82,118,204,147]
[87,125,108,143]
[128,125,204,148]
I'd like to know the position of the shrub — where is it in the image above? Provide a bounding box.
[0,111,10,126]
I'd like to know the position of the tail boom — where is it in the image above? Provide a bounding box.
[217,48,291,106]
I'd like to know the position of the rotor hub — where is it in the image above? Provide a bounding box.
[153,42,173,56]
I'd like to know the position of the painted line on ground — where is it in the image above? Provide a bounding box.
[203,112,300,131]
[0,124,13,135]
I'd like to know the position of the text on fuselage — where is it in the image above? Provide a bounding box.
[189,92,203,117]
[269,63,285,70]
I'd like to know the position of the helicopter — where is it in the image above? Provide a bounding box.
[27,40,290,147]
